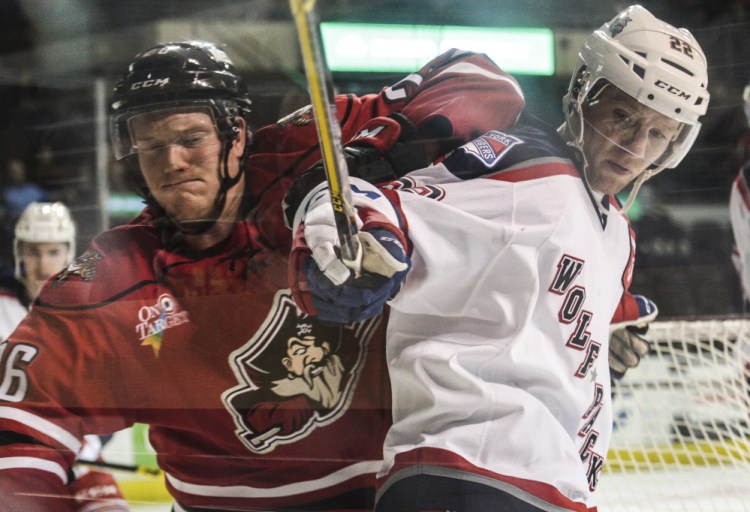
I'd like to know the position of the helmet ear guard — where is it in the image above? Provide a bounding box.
[567,66,589,104]
[213,102,248,142]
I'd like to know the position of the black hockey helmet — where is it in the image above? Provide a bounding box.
[109,41,256,235]
[110,40,253,160]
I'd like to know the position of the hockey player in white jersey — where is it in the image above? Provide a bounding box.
[287,5,709,512]
[727,77,750,408]
[0,202,130,511]
[0,202,76,339]
[730,85,750,304]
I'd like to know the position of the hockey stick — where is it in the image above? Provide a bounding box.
[77,459,162,477]
[289,0,360,263]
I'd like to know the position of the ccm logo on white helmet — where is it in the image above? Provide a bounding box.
[130,77,170,90]
[654,80,693,101]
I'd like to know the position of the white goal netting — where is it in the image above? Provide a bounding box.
[598,317,750,511]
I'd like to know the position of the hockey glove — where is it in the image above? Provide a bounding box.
[282,113,429,230]
[609,294,658,379]
[289,178,410,323]
[70,469,130,511]
[346,112,432,180]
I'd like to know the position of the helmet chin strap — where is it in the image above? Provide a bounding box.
[613,171,647,216]
[562,101,612,216]
[591,153,666,218]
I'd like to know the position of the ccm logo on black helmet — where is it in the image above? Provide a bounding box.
[130,77,170,90]
[654,79,692,100]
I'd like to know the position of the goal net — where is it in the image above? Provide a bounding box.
[597,317,750,511]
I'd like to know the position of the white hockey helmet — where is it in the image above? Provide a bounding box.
[563,4,710,169]
[14,202,77,280]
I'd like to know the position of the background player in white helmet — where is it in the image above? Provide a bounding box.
[0,201,75,339]
[288,5,709,510]
[0,201,130,511]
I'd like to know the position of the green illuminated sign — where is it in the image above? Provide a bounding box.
[320,22,554,76]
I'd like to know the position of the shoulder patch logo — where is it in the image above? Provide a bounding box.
[54,248,103,285]
[223,290,380,453]
[463,130,523,168]
[277,104,314,127]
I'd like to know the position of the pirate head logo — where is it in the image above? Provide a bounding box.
[609,14,632,37]
[223,290,380,453]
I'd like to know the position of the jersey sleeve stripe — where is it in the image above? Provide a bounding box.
[0,456,68,484]
[433,62,525,101]
[166,459,382,499]
[0,406,81,453]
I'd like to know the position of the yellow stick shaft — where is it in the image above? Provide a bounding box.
[289,0,358,261]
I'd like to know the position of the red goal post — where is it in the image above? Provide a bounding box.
[599,315,750,511]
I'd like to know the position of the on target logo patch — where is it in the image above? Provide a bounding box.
[464,130,523,167]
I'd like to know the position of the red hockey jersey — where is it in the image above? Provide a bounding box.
[0,48,524,511]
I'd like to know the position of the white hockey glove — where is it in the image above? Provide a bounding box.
[289,178,410,323]
[609,294,658,379]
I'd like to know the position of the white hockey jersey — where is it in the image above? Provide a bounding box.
[730,165,750,302]
[0,279,28,341]
[378,124,636,511]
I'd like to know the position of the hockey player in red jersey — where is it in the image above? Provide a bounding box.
[288,5,709,511]
[0,40,525,510]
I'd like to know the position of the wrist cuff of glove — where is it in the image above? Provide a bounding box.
[289,225,320,317]
[291,178,402,234]
[358,207,409,256]
[610,294,658,332]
